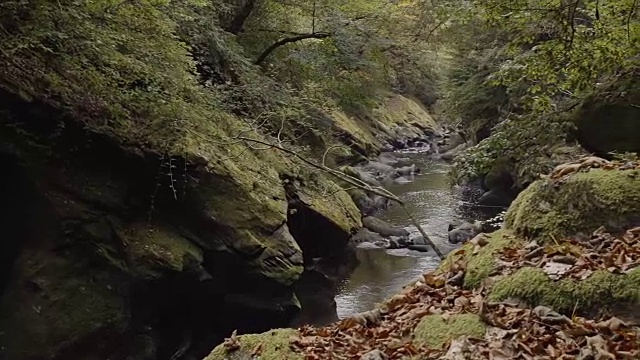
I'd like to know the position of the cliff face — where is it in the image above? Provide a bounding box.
[0,1,441,357]
[0,86,437,360]
[0,89,364,359]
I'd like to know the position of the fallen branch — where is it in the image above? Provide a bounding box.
[236,135,445,259]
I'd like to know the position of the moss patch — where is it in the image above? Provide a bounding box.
[413,313,486,349]
[0,249,127,359]
[204,328,302,360]
[119,222,203,278]
[438,230,523,289]
[505,169,640,242]
[373,94,437,133]
[488,267,640,315]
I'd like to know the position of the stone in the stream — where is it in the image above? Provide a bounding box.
[477,188,515,208]
[393,176,412,184]
[378,153,399,166]
[448,221,482,244]
[351,228,385,245]
[408,244,431,252]
[362,216,410,238]
[410,235,427,246]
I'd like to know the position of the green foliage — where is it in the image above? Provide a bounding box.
[0,0,227,148]
[432,0,639,186]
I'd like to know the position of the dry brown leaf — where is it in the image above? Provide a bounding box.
[423,273,446,288]
[223,329,241,352]
[596,317,627,332]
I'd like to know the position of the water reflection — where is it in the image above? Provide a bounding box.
[335,154,463,318]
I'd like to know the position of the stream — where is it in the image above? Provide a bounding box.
[335,150,483,318]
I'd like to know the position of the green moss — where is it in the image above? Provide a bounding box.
[204,328,302,360]
[438,230,522,289]
[0,250,127,359]
[413,313,486,349]
[505,169,640,242]
[119,222,203,278]
[373,94,437,133]
[488,267,640,314]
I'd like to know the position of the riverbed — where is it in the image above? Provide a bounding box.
[335,150,473,318]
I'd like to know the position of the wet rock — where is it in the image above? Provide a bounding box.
[438,132,466,153]
[362,216,410,238]
[393,176,412,184]
[378,153,399,166]
[362,161,396,179]
[408,244,431,252]
[391,236,409,248]
[448,221,483,244]
[477,188,516,208]
[387,239,400,249]
[342,166,382,187]
[351,228,385,245]
[439,143,468,162]
[395,164,419,177]
[410,235,427,246]
[349,191,389,216]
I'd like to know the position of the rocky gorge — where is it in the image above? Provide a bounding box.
[1,0,639,359]
[0,83,443,360]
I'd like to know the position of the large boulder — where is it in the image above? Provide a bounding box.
[574,71,640,155]
[362,216,410,238]
[0,102,361,360]
[204,328,302,360]
[505,168,640,240]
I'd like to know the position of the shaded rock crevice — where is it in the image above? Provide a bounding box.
[282,174,359,327]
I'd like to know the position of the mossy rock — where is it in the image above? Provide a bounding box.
[438,230,523,289]
[373,94,438,135]
[118,222,204,279]
[505,169,640,242]
[488,267,640,315]
[413,313,486,349]
[574,70,640,155]
[204,328,302,360]
[0,249,128,359]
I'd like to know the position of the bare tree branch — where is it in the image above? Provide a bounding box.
[233,135,445,259]
[254,32,332,65]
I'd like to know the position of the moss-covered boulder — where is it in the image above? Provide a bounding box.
[329,94,439,155]
[505,169,640,241]
[438,230,523,289]
[413,314,486,349]
[204,329,302,360]
[488,267,640,315]
[0,105,361,360]
[573,70,640,155]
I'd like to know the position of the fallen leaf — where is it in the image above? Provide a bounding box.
[223,329,241,352]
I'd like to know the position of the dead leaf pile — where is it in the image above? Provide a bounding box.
[443,303,640,360]
[497,226,640,280]
[291,274,488,359]
[547,156,640,182]
[288,228,640,360]
[289,270,640,359]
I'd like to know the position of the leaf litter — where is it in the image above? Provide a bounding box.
[221,222,640,359]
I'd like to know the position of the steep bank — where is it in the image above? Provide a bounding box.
[0,85,437,360]
[0,1,445,358]
[205,157,640,359]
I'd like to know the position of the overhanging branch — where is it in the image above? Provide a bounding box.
[254,32,331,65]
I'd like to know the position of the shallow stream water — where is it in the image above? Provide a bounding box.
[335,150,473,318]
